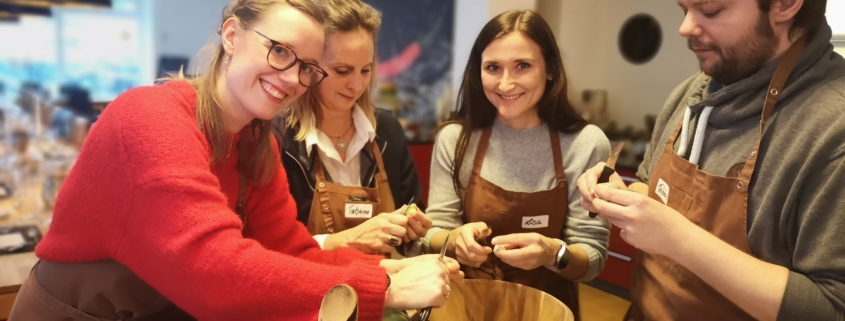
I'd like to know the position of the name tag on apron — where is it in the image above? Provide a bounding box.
[345,203,374,219]
[521,215,549,229]
[656,178,670,205]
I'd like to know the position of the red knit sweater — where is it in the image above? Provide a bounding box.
[36,81,387,320]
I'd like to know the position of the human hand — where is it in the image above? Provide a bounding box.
[592,185,695,257]
[326,213,408,254]
[449,222,492,268]
[577,162,628,213]
[384,255,458,310]
[397,204,432,243]
[380,254,464,282]
[490,233,562,270]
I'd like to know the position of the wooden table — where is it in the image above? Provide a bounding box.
[429,279,574,321]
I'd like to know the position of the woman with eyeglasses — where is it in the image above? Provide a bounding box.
[9,1,460,320]
[276,0,430,257]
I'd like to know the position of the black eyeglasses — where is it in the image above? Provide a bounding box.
[251,29,328,87]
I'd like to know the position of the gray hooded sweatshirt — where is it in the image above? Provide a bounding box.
[637,19,845,320]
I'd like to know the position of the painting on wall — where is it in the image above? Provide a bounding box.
[364,0,455,142]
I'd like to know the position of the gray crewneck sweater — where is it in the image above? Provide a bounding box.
[637,20,845,320]
[422,119,611,282]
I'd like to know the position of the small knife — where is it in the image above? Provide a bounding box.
[401,196,417,217]
[438,234,449,261]
[589,142,624,218]
[418,234,450,321]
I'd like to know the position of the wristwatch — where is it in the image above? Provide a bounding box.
[545,239,570,272]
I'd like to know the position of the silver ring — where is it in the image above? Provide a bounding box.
[388,236,400,246]
[445,285,452,298]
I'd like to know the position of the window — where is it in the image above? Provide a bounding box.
[0,17,58,98]
[58,11,143,102]
[0,0,151,104]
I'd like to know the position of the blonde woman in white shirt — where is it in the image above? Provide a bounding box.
[275,0,430,255]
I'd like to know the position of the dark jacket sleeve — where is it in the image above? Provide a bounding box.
[376,109,425,211]
[274,116,315,225]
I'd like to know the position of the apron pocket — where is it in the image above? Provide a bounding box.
[667,186,693,216]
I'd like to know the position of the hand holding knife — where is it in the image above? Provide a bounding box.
[401,196,417,217]
[417,234,450,321]
[589,142,624,218]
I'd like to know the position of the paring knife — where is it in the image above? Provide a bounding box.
[418,234,450,321]
[589,142,625,218]
[401,196,417,217]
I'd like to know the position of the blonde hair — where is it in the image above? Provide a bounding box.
[286,0,381,141]
[159,0,324,184]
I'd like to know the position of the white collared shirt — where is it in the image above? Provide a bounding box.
[305,105,377,187]
[306,105,376,248]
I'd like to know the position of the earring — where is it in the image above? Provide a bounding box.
[547,75,553,81]
[224,55,231,71]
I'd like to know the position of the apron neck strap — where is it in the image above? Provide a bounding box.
[738,34,807,184]
[666,115,685,148]
[368,140,389,181]
[759,34,806,131]
[548,129,566,183]
[312,148,328,183]
[471,127,494,177]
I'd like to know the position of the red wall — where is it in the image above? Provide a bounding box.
[408,143,434,205]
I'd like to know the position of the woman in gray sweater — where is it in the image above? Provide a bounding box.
[421,10,610,320]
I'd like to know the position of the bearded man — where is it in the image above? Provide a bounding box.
[577,0,845,320]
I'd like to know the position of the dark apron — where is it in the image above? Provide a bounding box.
[625,35,806,321]
[10,260,195,321]
[461,127,580,321]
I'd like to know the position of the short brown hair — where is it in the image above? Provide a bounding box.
[756,0,826,39]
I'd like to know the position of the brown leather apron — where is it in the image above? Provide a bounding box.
[306,141,396,235]
[10,261,195,321]
[461,127,580,321]
[626,36,806,321]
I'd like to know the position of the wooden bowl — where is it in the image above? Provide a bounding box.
[428,279,573,321]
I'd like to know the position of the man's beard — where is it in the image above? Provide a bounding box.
[688,13,779,85]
